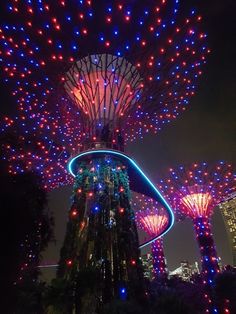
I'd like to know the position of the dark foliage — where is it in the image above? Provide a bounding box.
[102,299,143,314]
[145,277,206,314]
[213,268,236,313]
[13,280,46,314]
[100,277,207,314]
[43,278,74,314]
[0,159,54,313]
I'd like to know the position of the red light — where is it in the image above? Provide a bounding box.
[181,193,212,218]
[139,214,168,235]
[71,210,77,217]
[66,259,72,266]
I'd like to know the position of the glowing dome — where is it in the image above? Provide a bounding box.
[64,54,143,130]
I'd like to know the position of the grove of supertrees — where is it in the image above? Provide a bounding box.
[0,0,210,312]
[158,161,236,313]
[133,194,169,279]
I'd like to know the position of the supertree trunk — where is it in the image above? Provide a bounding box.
[57,157,143,313]
[193,217,220,314]
[193,217,219,284]
[151,238,167,279]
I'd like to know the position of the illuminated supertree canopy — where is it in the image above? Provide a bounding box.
[133,194,168,277]
[0,0,209,189]
[133,194,168,237]
[158,161,236,311]
[158,161,236,220]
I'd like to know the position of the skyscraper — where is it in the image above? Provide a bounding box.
[169,260,200,282]
[219,192,236,266]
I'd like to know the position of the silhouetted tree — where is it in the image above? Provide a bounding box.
[0,155,54,313]
[147,277,206,314]
[213,268,236,313]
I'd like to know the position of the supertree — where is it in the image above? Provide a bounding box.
[0,1,210,189]
[0,1,209,312]
[133,194,169,279]
[158,161,236,313]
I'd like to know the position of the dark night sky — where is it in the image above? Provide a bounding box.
[0,0,235,276]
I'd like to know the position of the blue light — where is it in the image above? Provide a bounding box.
[94,206,99,212]
[119,287,127,300]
